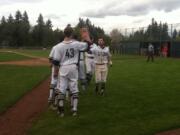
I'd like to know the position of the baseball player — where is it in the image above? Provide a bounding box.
[147,43,154,62]
[72,33,87,91]
[85,38,97,84]
[48,45,58,107]
[49,45,70,110]
[91,37,112,95]
[78,50,87,91]
[53,26,92,117]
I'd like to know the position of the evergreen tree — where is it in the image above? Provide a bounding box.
[0,16,8,46]
[32,14,45,46]
[173,29,177,39]
[6,14,15,46]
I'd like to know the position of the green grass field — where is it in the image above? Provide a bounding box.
[0,65,50,113]
[0,49,50,58]
[16,49,50,58]
[0,52,31,62]
[28,56,180,135]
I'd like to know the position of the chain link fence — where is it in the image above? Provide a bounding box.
[111,23,180,57]
[117,23,180,41]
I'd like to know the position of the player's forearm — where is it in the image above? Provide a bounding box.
[86,41,93,52]
[54,66,59,78]
[49,57,53,63]
[52,60,60,77]
[49,58,53,67]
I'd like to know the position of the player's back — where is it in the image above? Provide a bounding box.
[54,40,87,66]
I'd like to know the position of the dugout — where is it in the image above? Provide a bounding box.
[140,41,171,57]
[111,41,180,57]
[140,41,180,58]
[111,42,140,55]
[170,42,180,57]
[122,42,140,55]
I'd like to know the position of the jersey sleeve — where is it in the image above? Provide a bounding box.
[49,47,55,59]
[93,43,97,48]
[77,41,88,51]
[90,45,97,54]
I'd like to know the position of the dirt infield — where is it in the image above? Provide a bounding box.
[1,52,180,135]
[0,50,49,66]
[156,129,180,135]
[0,58,49,66]
[0,77,50,135]
[0,55,50,135]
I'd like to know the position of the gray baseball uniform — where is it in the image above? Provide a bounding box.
[53,40,88,94]
[91,46,111,83]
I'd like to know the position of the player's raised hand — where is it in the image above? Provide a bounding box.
[80,28,91,42]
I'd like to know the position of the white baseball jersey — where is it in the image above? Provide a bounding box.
[79,51,86,80]
[85,43,97,58]
[49,45,59,86]
[79,51,85,60]
[148,44,154,52]
[53,40,88,66]
[49,44,59,60]
[91,46,111,64]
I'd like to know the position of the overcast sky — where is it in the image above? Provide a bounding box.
[0,0,180,33]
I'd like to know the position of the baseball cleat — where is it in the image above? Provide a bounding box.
[57,107,64,117]
[50,104,57,111]
[57,111,64,117]
[100,89,104,96]
[82,85,86,91]
[72,111,77,117]
[59,113,65,117]
[48,99,52,104]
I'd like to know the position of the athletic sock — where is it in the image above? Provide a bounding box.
[86,73,92,84]
[101,82,105,90]
[58,93,65,114]
[70,94,73,108]
[66,90,69,101]
[72,93,78,112]
[72,98,78,112]
[95,83,99,93]
[101,82,106,95]
[48,88,54,102]
[81,79,87,91]
[58,102,64,115]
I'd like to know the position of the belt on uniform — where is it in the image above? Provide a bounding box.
[87,57,94,59]
[96,63,106,65]
[61,63,77,66]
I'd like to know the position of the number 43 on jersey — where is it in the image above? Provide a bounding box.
[65,48,75,58]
